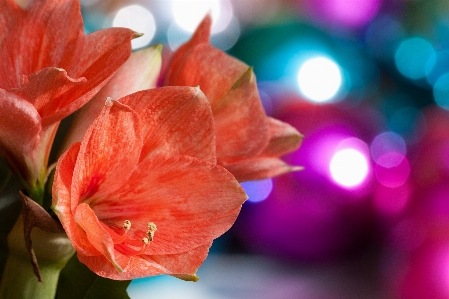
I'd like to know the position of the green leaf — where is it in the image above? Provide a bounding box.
[56,254,131,299]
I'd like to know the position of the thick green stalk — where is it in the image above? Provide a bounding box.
[0,215,74,299]
[27,183,45,207]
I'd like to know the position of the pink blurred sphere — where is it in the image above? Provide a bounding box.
[235,99,380,261]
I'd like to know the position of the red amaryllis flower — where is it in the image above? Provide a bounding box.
[52,87,247,280]
[164,15,302,182]
[0,0,136,199]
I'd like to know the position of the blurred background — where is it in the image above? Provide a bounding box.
[78,0,449,298]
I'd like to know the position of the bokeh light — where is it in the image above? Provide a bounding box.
[322,0,382,27]
[235,175,373,262]
[365,14,403,61]
[171,0,233,33]
[240,179,273,203]
[371,132,406,167]
[388,107,426,144]
[80,0,100,7]
[231,0,282,25]
[373,183,411,215]
[390,218,426,253]
[167,13,240,50]
[112,5,156,49]
[307,132,352,178]
[330,148,369,188]
[434,73,449,110]
[327,137,371,190]
[426,50,449,86]
[374,153,410,188]
[393,243,449,299]
[303,0,382,28]
[297,56,343,103]
[394,37,437,80]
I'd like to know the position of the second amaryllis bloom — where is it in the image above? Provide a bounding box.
[63,14,302,183]
[0,0,136,200]
[52,87,247,280]
[164,15,303,182]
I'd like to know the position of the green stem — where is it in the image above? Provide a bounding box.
[27,183,45,207]
[0,215,74,299]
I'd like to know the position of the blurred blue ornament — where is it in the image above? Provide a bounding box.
[229,21,378,106]
[433,73,449,110]
[394,37,436,81]
[365,14,404,62]
[241,179,273,204]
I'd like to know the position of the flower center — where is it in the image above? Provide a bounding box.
[102,220,157,256]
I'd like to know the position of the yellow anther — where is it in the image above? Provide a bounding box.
[123,220,131,230]
[112,221,157,255]
[105,97,113,107]
[147,222,157,232]
[147,222,157,241]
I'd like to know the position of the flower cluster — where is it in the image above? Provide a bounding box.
[0,0,301,296]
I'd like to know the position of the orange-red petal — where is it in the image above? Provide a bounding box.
[213,68,269,163]
[10,68,88,126]
[73,27,137,84]
[262,117,303,157]
[93,45,162,101]
[61,27,137,124]
[62,45,162,153]
[74,203,128,271]
[165,43,248,109]
[0,0,136,132]
[76,250,163,280]
[92,155,246,255]
[164,15,247,104]
[0,0,84,88]
[222,157,303,182]
[164,14,302,181]
[163,15,271,163]
[149,242,211,279]
[0,88,41,180]
[77,242,210,280]
[165,39,271,163]
[52,142,100,257]
[71,100,143,204]
[217,117,302,182]
[0,0,135,118]
[0,88,40,156]
[120,87,216,163]
[0,0,24,46]
[184,13,211,45]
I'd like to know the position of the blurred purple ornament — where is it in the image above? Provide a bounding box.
[235,99,380,261]
[389,240,449,299]
[298,0,383,29]
[384,105,449,298]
